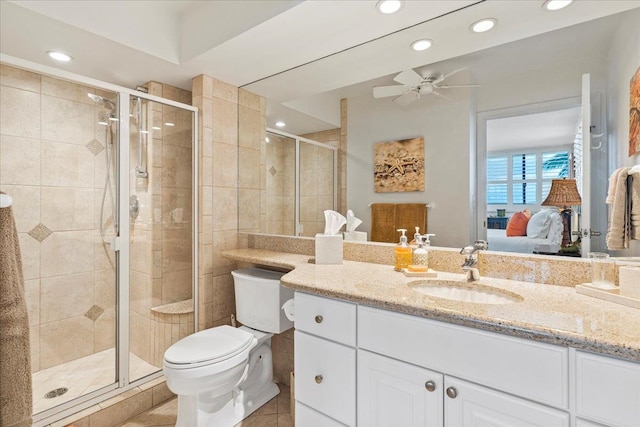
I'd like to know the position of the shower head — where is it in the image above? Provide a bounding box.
[88,93,116,112]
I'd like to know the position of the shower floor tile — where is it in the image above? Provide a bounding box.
[33,348,159,414]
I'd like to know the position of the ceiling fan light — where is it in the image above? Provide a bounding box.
[376,0,403,14]
[470,18,497,33]
[411,39,432,52]
[543,0,573,11]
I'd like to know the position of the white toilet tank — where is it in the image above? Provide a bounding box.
[231,268,294,334]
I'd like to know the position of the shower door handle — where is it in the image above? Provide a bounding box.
[109,237,121,252]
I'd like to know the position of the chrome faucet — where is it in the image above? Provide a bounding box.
[460,240,488,282]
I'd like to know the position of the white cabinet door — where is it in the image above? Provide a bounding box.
[358,349,443,427]
[297,402,348,427]
[295,330,356,426]
[444,377,570,427]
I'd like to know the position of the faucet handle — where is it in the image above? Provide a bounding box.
[460,245,474,255]
[473,240,488,251]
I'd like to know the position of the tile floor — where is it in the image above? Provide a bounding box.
[33,348,159,414]
[117,384,293,427]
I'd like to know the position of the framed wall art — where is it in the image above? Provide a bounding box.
[373,137,425,193]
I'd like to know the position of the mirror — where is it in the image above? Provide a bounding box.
[238,5,640,255]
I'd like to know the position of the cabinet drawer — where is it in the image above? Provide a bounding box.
[358,305,569,409]
[296,402,347,427]
[295,292,356,346]
[294,331,356,426]
[576,351,640,427]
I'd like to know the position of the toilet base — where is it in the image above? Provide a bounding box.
[177,381,280,427]
[211,381,280,427]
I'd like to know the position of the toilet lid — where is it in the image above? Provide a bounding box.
[164,325,254,366]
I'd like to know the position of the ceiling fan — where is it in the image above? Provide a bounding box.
[373,68,480,106]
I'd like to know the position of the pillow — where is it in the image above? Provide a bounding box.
[527,209,557,239]
[506,211,530,236]
[547,212,564,245]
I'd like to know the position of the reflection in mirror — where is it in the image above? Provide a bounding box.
[259,129,339,237]
[239,5,640,257]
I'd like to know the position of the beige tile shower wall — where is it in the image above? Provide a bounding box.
[128,81,193,365]
[0,64,117,371]
[193,75,242,330]
[300,128,342,237]
[262,133,295,235]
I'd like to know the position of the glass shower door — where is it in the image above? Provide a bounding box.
[298,141,336,237]
[128,95,195,382]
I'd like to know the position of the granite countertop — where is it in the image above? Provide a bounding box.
[221,249,640,362]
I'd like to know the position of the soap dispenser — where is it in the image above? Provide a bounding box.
[394,229,412,271]
[412,235,428,267]
[410,226,421,248]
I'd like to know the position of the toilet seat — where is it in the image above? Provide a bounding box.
[164,325,255,370]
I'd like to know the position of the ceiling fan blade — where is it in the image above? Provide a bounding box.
[373,85,408,98]
[393,69,423,86]
[431,90,450,101]
[440,67,467,81]
[393,91,419,106]
[436,84,481,89]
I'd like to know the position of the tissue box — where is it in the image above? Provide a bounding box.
[343,231,367,242]
[619,266,640,299]
[315,234,343,265]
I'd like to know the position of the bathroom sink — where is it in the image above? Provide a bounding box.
[408,279,523,304]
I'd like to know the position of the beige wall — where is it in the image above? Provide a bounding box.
[263,132,295,235]
[192,75,242,330]
[0,64,117,371]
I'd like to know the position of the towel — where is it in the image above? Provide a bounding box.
[370,203,397,243]
[396,203,427,238]
[631,174,640,239]
[0,194,33,427]
[606,168,630,250]
[606,167,626,204]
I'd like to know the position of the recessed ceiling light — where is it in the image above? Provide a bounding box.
[275,121,286,128]
[376,0,402,14]
[470,18,497,33]
[46,51,72,62]
[265,137,270,143]
[411,39,433,52]
[543,0,573,11]
[164,122,175,127]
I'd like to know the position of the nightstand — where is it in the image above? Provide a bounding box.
[487,216,509,230]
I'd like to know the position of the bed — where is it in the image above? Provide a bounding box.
[486,228,560,254]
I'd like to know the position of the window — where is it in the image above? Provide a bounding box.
[487,148,570,209]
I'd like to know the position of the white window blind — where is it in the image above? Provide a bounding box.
[487,148,571,210]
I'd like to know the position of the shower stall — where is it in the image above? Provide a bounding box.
[264,129,338,237]
[0,62,198,425]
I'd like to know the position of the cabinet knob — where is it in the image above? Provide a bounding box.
[425,380,436,392]
[314,375,323,384]
[446,387,458,399]
[315,315,323,324]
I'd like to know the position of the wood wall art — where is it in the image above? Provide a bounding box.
[630,66,640,156]
[374,137,425,193]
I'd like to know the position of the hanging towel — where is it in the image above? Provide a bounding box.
[630,174,640,239]
[370,203,397,243]
[0,193,33,427]
[606,167,626,204]
[606,168,630,250]
[396,203,428,238]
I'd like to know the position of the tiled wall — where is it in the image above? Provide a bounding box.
[299,128,341,237]
[192,75,242,330]
[0,64,117,371]
[263,132,295,235]
[128,81,194,368]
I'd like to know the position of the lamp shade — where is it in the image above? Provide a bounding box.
[542,178,582,207]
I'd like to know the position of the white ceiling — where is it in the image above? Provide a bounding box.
[487,107,582,152]
[1,0,638,136]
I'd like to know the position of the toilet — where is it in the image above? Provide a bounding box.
[163,268,294,427]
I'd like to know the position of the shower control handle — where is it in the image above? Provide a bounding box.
[129,195,140,219]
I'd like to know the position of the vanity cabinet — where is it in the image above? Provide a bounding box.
[294,292,356,426]
[575,351,640,427]
[293,291,639,427]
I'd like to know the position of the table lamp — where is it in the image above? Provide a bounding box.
[541,178,582,248]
